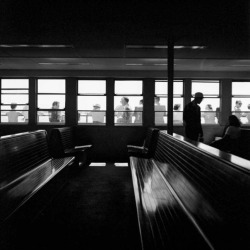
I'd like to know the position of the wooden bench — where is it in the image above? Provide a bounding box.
[0,130,75,249]
[127,127,159,158]
[129,130,250,250]
[49,126,92,167]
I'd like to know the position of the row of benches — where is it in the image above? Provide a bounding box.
[0,127,92,249]
[128,128,250,250]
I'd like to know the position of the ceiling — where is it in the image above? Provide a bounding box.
[0,1,249,72]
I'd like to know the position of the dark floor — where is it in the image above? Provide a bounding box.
[19,162,142,250]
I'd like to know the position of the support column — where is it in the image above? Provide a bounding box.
[167,38,174,135]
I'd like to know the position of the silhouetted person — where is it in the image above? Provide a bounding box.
[183,92,204,141]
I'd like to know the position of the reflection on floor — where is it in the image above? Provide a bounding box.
[17,162,141,250]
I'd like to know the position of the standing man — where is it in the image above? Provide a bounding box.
[183,92,204,141]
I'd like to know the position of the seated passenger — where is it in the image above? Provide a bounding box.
[6,103,23,122]
[210,115,241,153]
[90,104,105,124]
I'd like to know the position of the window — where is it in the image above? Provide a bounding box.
[1,79,29,123]
[37,79,66,123]
[192,80,220,124]
[155,80,183,125]
[78,80,106,124]
[114,80,143,125]
[232,81,250,125]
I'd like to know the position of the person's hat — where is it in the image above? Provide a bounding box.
[194,92,204,98]
[93,104,101,108]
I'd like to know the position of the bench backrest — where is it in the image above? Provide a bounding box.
[0,130,51,185]
[143,128,159,157]
[49,127,75,157]
[153,131,250,249]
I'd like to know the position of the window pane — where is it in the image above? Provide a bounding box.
[232,82,250,96]
[37,95,65,109]
[78,96,106,110]
[155,80,183,95]
[115,80,142,95]
[37,111,65,123]
[1,111,25,123]
[2,79,29,88]
[1,94,28,104]
[114,96,143,124]
[78,80,106,94]
[37,79,65,93]
[78,111,106,124]
[192,80,220,96]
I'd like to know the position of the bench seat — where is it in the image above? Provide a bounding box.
[129,130,250,250]
[0,130,75,249]
[49,127,92,166]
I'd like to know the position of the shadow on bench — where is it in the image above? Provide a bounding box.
[129,130,250,250]
[49,126,92,167]
[0,130,75,249]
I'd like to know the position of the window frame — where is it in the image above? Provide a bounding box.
[77,79,107,125]
[36,78,66,124]
[0,78,29,124]
[114,79,143,126]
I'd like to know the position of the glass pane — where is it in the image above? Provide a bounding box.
[2,79,29,88]
[154,96,167,110]
[1,110,25,123]
[155,80,183,95]
[78,111,106,124]
[115,80,142,95]
[192,80,220,96]
[114,96,143,124]
[232,82,250,96]
[173,111,183,124]
[78,96,106,110]
[155,111,167,125]
[192,98,220,112]
[1,94,29,104]
[231,98,250,124]
[37,79,65,93]
[37,111,65,123]
[78,80,106,94]
[37,95,65,109]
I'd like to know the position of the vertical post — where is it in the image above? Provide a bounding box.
[167,37,174,135]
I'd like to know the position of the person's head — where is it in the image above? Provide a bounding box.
[52,101,60,109]
[205,104,213,110]
[121,97,129,106]
[228,115,241,127]
[173,104,180,111]
[139,99,143,105]
[93,104,101,110]
[10,103,17,110]
[194,92,204,104]
[155,96,160,104]
[248,104,250,110]
[236,100,242,108]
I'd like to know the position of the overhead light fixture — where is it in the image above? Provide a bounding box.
[126,45,206,49]
[0,44,74,48]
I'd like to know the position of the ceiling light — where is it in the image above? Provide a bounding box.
[0,44,74,48]
[126,45,206,49]
[38,62,89,65]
